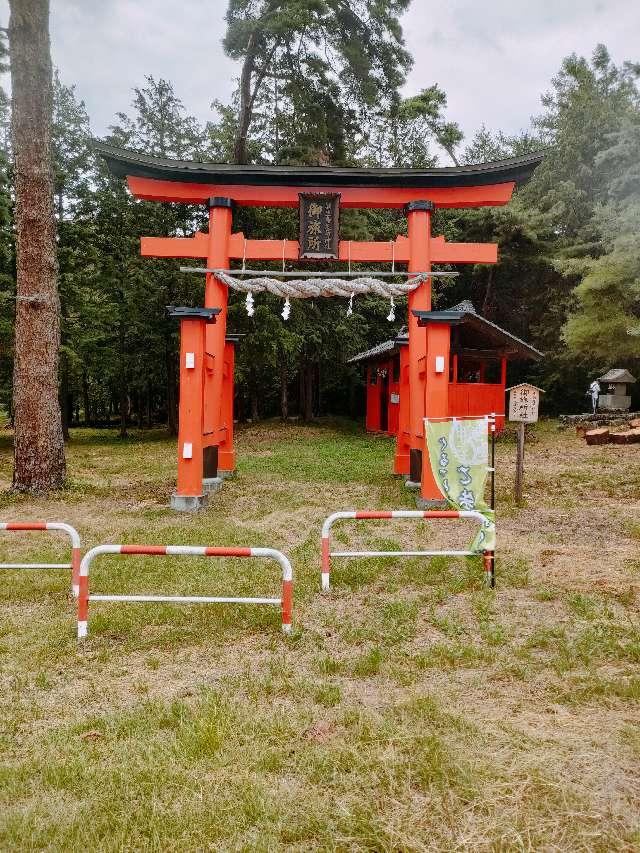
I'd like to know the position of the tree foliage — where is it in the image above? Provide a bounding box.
[223,0,412,164]
[1,7,639,432]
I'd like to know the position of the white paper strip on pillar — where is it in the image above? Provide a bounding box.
[183,443,193,459]
[435,356,445,373]
[185,352,195,369]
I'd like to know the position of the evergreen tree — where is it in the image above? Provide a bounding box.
[223,0,412,164]
[563,116,640,365]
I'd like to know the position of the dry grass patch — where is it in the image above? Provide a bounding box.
[0,419,639,850]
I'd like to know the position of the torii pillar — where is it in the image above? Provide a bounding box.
[403,200,451,505]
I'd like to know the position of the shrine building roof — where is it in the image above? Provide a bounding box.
[598,368,636,384]
[413,306,543,360]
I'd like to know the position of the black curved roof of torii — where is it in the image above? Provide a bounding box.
[94,142,545,189]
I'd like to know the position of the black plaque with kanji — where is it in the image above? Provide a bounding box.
[299,192,340,260]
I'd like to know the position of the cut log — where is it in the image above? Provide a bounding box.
[611,430,640,445]
[629,418,640,429]
[585,428,610,445]
[576,424,588,438]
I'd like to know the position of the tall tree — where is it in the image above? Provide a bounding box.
[223,0,412,164]
[365,86,463,168]
[563,116,640,363]
[0,30,14,420]
[9,0,65,490]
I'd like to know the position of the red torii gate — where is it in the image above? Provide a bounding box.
[97,145,543,510]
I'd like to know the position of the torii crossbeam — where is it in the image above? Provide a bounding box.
[97,144,543,510]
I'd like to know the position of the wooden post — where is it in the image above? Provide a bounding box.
[175,317,206,504]
[508,383,543,505]
[514,420,525,503]
[406,200,433,485]
[203,197,232,443]
[170,307,220,511]
[393,343,411,476]
[218,339,236,474]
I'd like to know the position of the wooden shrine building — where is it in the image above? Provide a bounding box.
[351,302,542,447]
[96,143,543,509]
[349,329,408,436]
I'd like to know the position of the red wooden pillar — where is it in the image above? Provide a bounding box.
[420,321,451,503]
[405,200,433,482]
[393,344,411,475]
[218,339,236,474]
[170,307,220,511]
[203,197,232,461]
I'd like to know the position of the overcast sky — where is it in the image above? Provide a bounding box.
[1,0,638,155]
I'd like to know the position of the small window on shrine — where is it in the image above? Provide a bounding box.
[458,359,482,383]
[392,356,400,382]
[485,361,502,384]
[370,368,377,385]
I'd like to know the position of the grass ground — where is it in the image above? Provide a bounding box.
[0,418,638,851]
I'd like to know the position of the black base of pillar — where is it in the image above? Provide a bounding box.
[409,448,422,484]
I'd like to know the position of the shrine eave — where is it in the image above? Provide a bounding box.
[96,142,544,189]
[94,142,545,209]
[413,308,543,361]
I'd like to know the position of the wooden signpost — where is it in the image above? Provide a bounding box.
[507,383,543,503]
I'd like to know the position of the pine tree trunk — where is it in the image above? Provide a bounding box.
[280,362,288,420]
[82,370,91,426]
[233,33,257,165]
[59,354,69,441]
[9,0,66,491]
[482,266,496,320]
[145,384,152,429]
[118,302,128,438]
[166,346,178,436]
[300,360,314,421]
[119,390,128,438]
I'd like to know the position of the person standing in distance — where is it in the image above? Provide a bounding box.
[588,378,601,414]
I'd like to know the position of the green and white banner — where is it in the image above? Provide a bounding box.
[424,417,495,552]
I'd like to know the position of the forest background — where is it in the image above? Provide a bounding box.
[1,1,639,437]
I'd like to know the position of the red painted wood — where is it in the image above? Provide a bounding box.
[128,176,516,209]
[176,317,206,496]
[217,341,236,472]
[421,323,451,501]
[393,345,411,476]
[407,208,432,460]
[448,382,505,432]
[141,232,497,265]
[365,366,381,432]
[388,359,400,436]
[202,206,231,449]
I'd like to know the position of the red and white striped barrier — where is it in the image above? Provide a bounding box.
[321,510,495,590]
[0,522,82,596]
[77,544,293,639]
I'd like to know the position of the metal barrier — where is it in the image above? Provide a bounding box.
[0,522,82,595]
[77,544,293,639]
[321,510,495,590]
